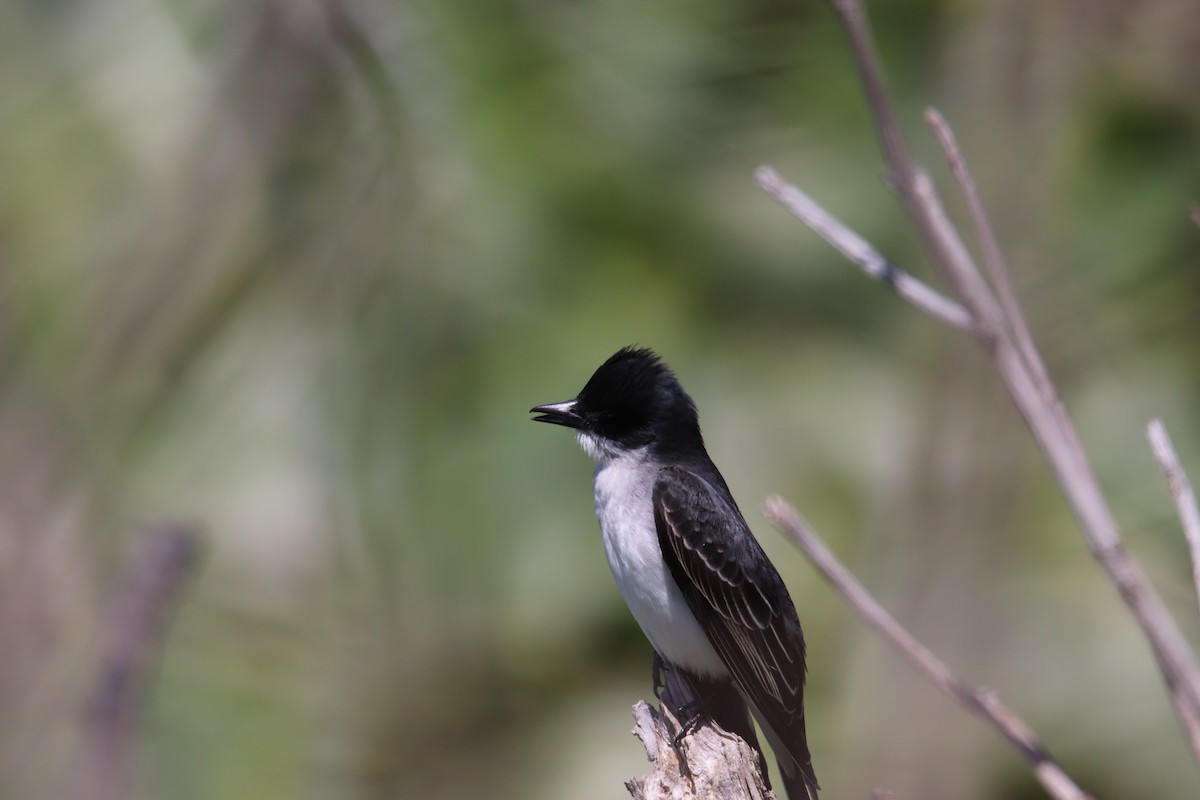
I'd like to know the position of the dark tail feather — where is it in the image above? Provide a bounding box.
[778,753,820,800]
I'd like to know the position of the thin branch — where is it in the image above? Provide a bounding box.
[908,168,1004,338]
[824,0,1004,338]
[773,0,1200,764]
[755,166,974,331]
[980,239,1200,758]
[762,162,1200,760]
[827,0,1014,337]
[80,524,201,800]
[764,496,1092,800]
[926,123,1200,752]
[924,107,1056,404]
[826,0,912,197]
[763,143,1200,752]
[1147,419,1200,613]
[762,147,1200,749]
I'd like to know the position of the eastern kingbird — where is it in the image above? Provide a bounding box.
[531,346,818,800]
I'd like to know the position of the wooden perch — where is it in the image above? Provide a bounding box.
[626,665,774,800]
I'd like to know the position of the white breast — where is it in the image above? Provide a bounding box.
[590,446,729,678]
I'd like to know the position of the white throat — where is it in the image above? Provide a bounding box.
[576,430,623,465]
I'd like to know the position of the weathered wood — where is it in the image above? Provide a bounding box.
[626,667,773,800]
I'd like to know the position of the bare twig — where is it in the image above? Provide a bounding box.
[755,167,973,331]
[1147,419,1200,612]
[761,156,1200,735]
[80,524,201,800]
[924,108,1055,402]
[907,169,1004,337]
[955,197,1200,759]
[759,0,1200,766]
[762,155,1200,759]
[765,496,1092,800]
[824,0,1004,339]
[825,0,911,197]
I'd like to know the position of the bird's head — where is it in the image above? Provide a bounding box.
[531,346,703,463]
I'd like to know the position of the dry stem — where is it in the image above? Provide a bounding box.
[1147,419,1200,616]
[757,0,1200,769]
[924,108,1055,401]
[755,166,972,331]
[766,497,1093,800]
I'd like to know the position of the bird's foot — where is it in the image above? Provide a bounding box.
[649,653,709,768]
[671,699,707,749]
[651,652,668,700]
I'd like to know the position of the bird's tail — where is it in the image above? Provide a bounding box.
[778,753,820,800]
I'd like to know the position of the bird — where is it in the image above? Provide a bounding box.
[531,346,818,800]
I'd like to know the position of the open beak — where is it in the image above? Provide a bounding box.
[530,399,584,429]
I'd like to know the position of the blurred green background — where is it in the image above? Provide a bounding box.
[1,0,1198,798]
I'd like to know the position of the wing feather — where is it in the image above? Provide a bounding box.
[654,464,817,794]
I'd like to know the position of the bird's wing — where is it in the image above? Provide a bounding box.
[653,464,818,793]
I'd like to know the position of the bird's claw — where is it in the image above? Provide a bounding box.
[652,652,668,700]
[672,699,705,748]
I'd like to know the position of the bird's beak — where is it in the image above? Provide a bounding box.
[530,399,584,429]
